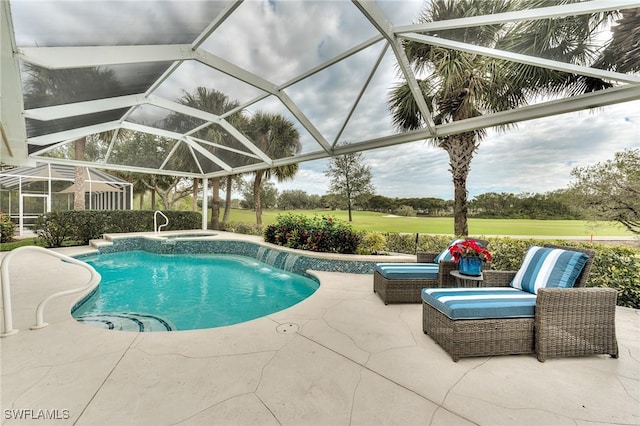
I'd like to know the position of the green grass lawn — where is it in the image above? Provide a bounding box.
[222,209,634,237]
[0,238,40,251]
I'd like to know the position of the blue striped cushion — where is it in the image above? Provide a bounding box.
[433,238,465,263]
[375,263,439,279]
[510,247,589,294]
[422,287,537,320]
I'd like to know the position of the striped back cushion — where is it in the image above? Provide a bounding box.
[433,239,465,263]
[510,246,589,294]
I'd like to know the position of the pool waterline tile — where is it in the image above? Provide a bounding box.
[91,233,405,276]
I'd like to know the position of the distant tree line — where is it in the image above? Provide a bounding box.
[231,187,583,220]
[469,191,581,220]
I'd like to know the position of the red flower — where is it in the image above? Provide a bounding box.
[448,239,492,263]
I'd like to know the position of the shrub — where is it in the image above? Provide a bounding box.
[162,210,202,231]
[384,233,419,254]
[69,210,109,244]
[588,245,640,309]
[356,232,386,255]
[34,211,75,247]
[394,205,416,217]
[417,234,454,253]
[263,213,312,247]
[264,213,360,254]
[221,221,263,236]
[108,210,154,233]
[484,237,537,270]
[383,233,452,254]
[0,213,16,243]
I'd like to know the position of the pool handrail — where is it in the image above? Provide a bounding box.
[1,245,101,337]
[154,210,169,234]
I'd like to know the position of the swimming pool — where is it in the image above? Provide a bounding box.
[72,250,319,332]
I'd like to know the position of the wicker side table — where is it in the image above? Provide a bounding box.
[450,270,483,287]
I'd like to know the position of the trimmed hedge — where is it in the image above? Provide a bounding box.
[34,210,201,246]
[587,244,640,309]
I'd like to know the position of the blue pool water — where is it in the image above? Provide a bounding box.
[72,250,319,332]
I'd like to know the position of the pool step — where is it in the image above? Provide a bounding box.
[75,312,174,332]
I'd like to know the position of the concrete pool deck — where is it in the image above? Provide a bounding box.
[1,234,639,425]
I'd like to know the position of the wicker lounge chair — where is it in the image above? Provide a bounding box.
[422,244,619,362]
[373,252,458,304]
[373,239,489,304]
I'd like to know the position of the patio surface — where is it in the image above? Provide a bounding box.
[1,235,639,425]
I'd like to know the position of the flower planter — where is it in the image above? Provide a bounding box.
[459,257,483,276]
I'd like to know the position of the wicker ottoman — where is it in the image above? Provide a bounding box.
[374,269,439,304]
[422,300,535,361]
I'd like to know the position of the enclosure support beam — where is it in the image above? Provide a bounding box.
[201,177,208,231]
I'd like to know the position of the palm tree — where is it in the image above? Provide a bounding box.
[389,0,614,236]
[164,87,244,229]
[596,8,640,73]
[107,170,148,209]
[246,112,301,226]
[22,64,121,210]
[220,113,250,225]
[222,174,243,223]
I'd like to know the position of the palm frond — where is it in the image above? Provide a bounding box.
[595,8,640,72]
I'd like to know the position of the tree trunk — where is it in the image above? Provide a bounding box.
[442,133,476,236]
[73,138,86,210]
[452,175,468,236]
[151,188,157,210]
[138,193,144,210]
[254,171,264,227]
[192,178,199,211]
[346,175,353,221]
[210,178,220,230]
[156,186,171,210]
[223,176,233,223]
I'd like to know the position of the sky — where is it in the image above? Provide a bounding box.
[275,101,640,200]
[203,0,639,201]
[10,0,640,201]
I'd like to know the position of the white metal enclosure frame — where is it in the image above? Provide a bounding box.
[1,0,639,181]
[0,164,134,235]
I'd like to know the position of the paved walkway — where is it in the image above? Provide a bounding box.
[1,239,638,425]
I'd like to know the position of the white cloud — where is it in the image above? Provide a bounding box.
[261,100,639,201]
[361,101,640,199]
[275,162,329,195]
